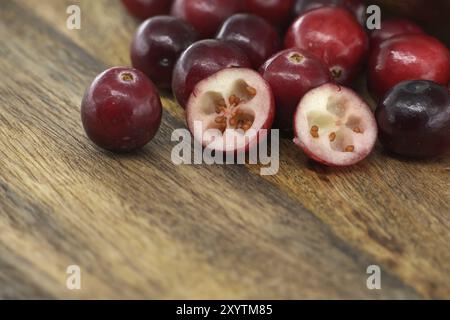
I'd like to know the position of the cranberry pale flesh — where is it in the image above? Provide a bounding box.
[121,0,173,20]
[81,67,162,152]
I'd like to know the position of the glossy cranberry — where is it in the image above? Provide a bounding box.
[376,80,450,158]
[170,0,244,39]
[294,0,366,25]
[172,39,251,108]
[260,48,330,131]
[370,18,424,49]
[81,67,162,152]
[217,14,281,69]
[131,16,198,89]
[285,7,368,84]
[368,34,450,100]
[244,0,295,27]
[121,0,173,20]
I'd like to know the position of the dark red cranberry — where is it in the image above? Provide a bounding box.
[294,0,366,25]
[376,80,450,158]
[121,0,173,20]
[260,48,330,131]
[131,16,198,89]
[170,0,244,39]
[172,40,251,109]
[370,18,424,49]
[81,67,162,152]
[244,0,295,27]
[368,34,450,99]
[217,14,281,69]
[285,7,368,84]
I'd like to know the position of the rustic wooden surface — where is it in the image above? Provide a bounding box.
[0,0,449,299]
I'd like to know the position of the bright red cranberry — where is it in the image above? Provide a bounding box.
[81,67,162,152]
[172,39,251,108]
[370,18,424,49]
[294,0,366,25]
[186,68,275,153]
[260,48,330,131]
[294,83,377,166]
[368,34,450,99]
[376,80,450,158]
[131,16,198,89]
[121,0,173,20]
[170,0,244,39]
[285,7,368,84]
[217,14,281,69]
[244,0,295,27]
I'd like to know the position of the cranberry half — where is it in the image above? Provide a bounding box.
[244,0,295,27]
[131,16,198,89]
[81,67,162,152]
[121,0,173,20]
[376,80,450,158]
[370,18,424,49]
[172,39,251,108]
[217,14,281,69]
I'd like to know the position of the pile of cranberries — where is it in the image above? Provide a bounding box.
[81,0,450,166]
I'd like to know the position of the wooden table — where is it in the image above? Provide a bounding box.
[0,0,449,299]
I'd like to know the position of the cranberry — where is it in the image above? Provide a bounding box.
[260,48,330,131]
[170,0,244,39]
[81,67,162,152]
[130,16,198,89]
[294,83,377,166]
[186,68,275,153]
[368,34,450,99]
[172,39,251,108]
[285,7,368,84]
[217,14,281,69]
[121,0,173,20]
[244,0,295,27]
[370,18,424,49]
[376,80,450,158]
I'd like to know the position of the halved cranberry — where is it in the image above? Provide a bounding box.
[217,14,281,69]
[172,39,251,108]
[244,0,295,27]
[370,18,424,49]
[186,68,275,153]
[368,34,450,99]
[121,0,173,20]
[285,7,369,84]
[131,16,198,89]
[260,48,330,132]
[170,0,244,39]
[81,67,162,152]
[294,83,377,166]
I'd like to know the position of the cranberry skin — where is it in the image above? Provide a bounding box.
[217,14,281,69]
[81,67,162,152]
[171,0,244,39]
[294,0,366,25]
[260,48,330,131]
[244,0,295,27]
[376,80,450,158]
[285,7,368,84]
[131,16,198,89]
[172,39,251,108]
[368,34,450,100]
[121,0,173,20]
[370,18,424,49]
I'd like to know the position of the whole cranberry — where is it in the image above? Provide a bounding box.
[81,67,162,152]
[260,48,330,131]
[285,7,368,84]
[131,16,198,89]
[376,80,450,158]
[121,0,173,20]
[217,14,281,69]
[368,34,450,99]
[244,0,295,27]
[370,18,424,49]
[170,0,244,39]
[172,40,251,108]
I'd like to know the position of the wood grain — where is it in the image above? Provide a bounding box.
[0,0,448,299]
